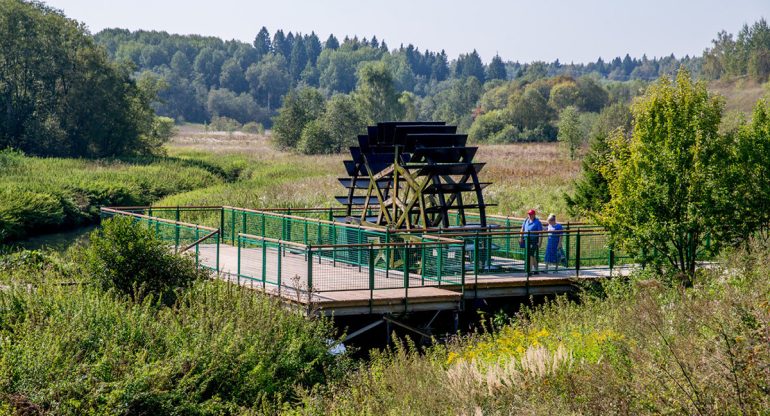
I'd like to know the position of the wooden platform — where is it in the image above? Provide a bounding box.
[197,244,630,316]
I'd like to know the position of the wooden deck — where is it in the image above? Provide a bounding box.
[197,244,629,315]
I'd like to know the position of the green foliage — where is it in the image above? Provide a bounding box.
[321,94,367,151]
[297,119,336,155]
[486,54,507,81]
[703,18,770,81]
[85,216,205,304]
[729,99,770,239]
[0,150,224,242]
[0,253,345,413]
[557,106,583,159]
[241,122,265,134]
[312,241,770,414]
[272,87,326,149]
[598,70,729,282]
[354,61,404,123]
[549,81,580,110]
[0,0,159,157]
[208,115,241,132]
[563,103,631,213]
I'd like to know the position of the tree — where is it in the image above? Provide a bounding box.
[354,61,403,123]
[597,70,729,284]
[219,58,248,93]
[297,119,335,155]
[245,53,290,110]
[549,81,580,110]
[557,106,583,159]
[486,54,507,81]
[323,94,367,151]
[0,0,160,157]
[324,34,339,50]
[455,50,485,82]
[272,87,325,149]
[730,100,770,239]
[86,216,205,305]
[253,26,271,58]
[565,103,632,218]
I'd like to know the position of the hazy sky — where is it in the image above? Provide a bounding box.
[44,0,769,63]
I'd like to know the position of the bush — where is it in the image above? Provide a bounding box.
[85,216,205,304]
[0,253,346,413]
[297,119,336,155]
[241,122,265,134]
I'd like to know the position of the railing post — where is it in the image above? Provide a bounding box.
[261,240,267,289]
[420,243,425,285]
[237,235,241,285]
[460,243,466,297]
[194,226,200,268]
[609,244,615,275]
[357,227,363,271]
[565,228,571,268]
[304,220,309,246]
[473,234,480,278]
[403,244,409,312]
[332,226,337,266]
[307,245,313,294]
[242,210,247,239]
[277,242,282,294]
[219,208,225,243]
[437,243,443,285]
[575,230,581,278]
[368,243,375,308]
[216,231,220,273]
[525,232,530,276]
[175,207,180,251]
[230,208,236,245]
[506,218,511,255]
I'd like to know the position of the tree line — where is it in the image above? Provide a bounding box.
[92,24,723,131]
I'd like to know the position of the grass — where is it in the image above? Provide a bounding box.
[0,238,345,414]
[0,150,231,242]
[309,239,770,414]
[159,133,580,221]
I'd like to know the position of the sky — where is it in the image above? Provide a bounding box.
[44,0,770,64]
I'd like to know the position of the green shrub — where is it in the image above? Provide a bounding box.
[85,216,205,304]
[241,122,264,134]
[0,257,345,414]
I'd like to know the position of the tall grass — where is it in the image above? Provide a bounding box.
[0,150,228,242]
[0,250,345,414]
[159,135,579,221]
[311,240,770,414]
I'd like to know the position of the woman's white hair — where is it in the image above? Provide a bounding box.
[547,214,556,221]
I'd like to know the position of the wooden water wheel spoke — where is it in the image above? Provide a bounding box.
[337,122,494,230]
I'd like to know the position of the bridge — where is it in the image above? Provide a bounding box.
[101,206,634,317]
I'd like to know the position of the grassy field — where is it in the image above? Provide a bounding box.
[158,130,581,220]
[0,126,581,244]
[0,150,234,242]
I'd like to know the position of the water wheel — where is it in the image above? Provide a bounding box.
[336,122,493,229]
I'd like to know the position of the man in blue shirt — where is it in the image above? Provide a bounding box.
[520,209,543,274]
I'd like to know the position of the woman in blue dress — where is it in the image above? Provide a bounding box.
[544,214,565,271]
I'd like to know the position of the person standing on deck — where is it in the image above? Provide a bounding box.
[520,209,543,274]
[544,213,565,271]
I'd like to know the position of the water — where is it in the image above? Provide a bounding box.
[2,225,96,253]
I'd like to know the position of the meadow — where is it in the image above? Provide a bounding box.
[0,150,228,242]
[159,129,581,219]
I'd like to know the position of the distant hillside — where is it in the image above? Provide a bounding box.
[708,78,768,113]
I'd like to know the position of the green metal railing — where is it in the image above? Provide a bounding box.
[100,206,643,309]
[234,233,466,296]
[100,207,221,273]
